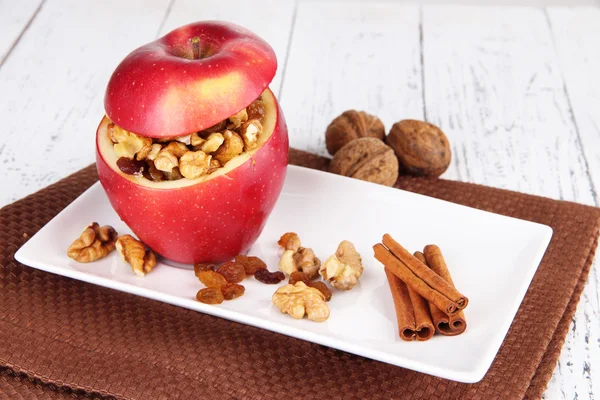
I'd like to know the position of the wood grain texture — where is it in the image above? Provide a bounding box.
[543,7,600,399]
[421,6,598,398]
[0,0,172,207]
[0,0,44,65]
[158,0,296,96]
[422,5,596,207]
[280,1,424,156]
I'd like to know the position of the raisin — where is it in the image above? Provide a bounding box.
[235,255,267,275]
[199,120,227,136]
[117,157,145,175]
[247,98,265,121]
[289,271,311,285]
[216,261,246,283]
[196,287,224,304]
[145,160,164,181]
[254,269,285,284]
[221,283,245,300]
[197,270,227,288]
[194,262,216,276]
[308,281,332,302]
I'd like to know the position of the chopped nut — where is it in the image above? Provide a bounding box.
[164,141,188,158]
[176,134,192,145]
[278,249,298,275]
[115,234,157,276]
[240,119,262,151]
[293,247,321,280]
[153,142,187,172]
[112,127,152,160]
[213,130,244,165]
[147,143,162,161]
[144,160,164,181]
[319,240,363,290]
[272,282,330,322]
[190,132,206,147]
[179,150,211,179]
[67,222,117,262]
[207,158,221,174]
[277,232,301,252]
[201,132,225,153]
[227,108,248,129]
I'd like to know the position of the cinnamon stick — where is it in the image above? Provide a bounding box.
[384,268,434,341]
[382,234,468,310]
[373,243,460,316]
[414,252,467,336]
[416,250,467,336]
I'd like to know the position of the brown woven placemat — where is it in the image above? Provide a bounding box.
[1,148,599,400]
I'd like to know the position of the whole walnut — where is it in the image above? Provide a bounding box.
[325,110,385,155]
[329,137,399,187]
[386,120,451,177]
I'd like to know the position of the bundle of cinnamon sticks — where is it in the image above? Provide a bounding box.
[373,234,468,341]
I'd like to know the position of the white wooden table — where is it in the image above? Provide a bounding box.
[1,1,598,398]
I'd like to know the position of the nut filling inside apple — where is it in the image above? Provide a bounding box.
[98,91,275,187]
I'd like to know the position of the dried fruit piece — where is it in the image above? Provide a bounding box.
[199,120,227,135]
[235,255,267,275]
[289,271,311,285]
[115,234,157,276]
[216,261,246,283]
[117,157,145,176]
[308,281,332,302]
[272,282,330,322]
[67,222,118,262]
[254,269,285,284]
[197,270,227,288]
[196,287,224,304]
[277,232,301,252]
[194,262,216,276]
[221,283,245,300]
[247,98,265,120]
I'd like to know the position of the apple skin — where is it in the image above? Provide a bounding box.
[96,91,288,264]
[104,21,277,138]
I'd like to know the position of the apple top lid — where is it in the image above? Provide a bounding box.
[103,21,277,138]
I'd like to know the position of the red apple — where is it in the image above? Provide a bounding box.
[96,21,288,264]
[105,21,277,138]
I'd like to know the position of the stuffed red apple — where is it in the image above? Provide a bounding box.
[96,21,288,264]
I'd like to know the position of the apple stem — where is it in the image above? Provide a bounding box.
[191,37,200,60]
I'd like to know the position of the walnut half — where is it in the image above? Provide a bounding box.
[319,240,363,290]
[272,282,330,322]
[67,222,118,262]
[116,234,157,276]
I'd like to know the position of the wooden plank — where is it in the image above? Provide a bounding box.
[422,5,595,206]
[0,0,172,207]
[542,7,600,399]
[280,1,423,156]
[0,0,44,65]
[159,0,297,97]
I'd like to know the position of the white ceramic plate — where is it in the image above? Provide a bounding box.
[15,165,552,383]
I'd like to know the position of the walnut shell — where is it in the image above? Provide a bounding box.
[386,120,451,177]
[329,137,399,187]
[325,110,385,155]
